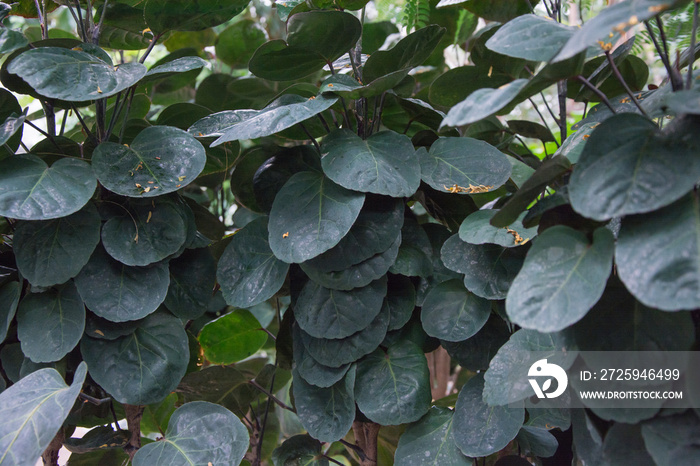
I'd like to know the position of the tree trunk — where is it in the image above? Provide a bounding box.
[41,429,64,466]
[352,420,380,466]
[124,404,145,461]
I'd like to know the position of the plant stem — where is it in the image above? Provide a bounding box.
[74,0,88,42]
[574,75,616,112]
[557,80,567,142]
[123,404,144,461]
[93,0,109,44]
[71,105,97,144]
[248,380,295,412]
[644,19,682,91]
[605,51,649,117]
[139,32,163,64]
[299,123,321,152]
[688,0,699,90]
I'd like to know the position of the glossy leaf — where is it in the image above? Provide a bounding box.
[441,79,529,128]
[459,210,536,248]
[517,426,558,457]
[421,137,512,194]
[321,129,420,197]
[164,247,216,320]
[385,274,416,331]
[429,65,512,108]
[92,126,205,198]
[486,14,575,62]
[642,411,700,466]
[355,339,431,425]
[144,0,250,32]
[14,203,100,286]
[0,282,20,343]
[81,311,188,405]
[248,40,327,81]
[441,315,511,371]
[570,114,700,220]
[287,11,362,63]
[453,373,524,458]
[463,0,539,22]
[616,194,700,311]
[292,366,356,443]
[142,56,207,82]
[199,310,268,364]
[0,28,28,55]
[421,279,490,342]
[16,282,85,363]
[0,362,86,466]
[268,171,365,263]
[0,112,25,147]
[294,276,386,339]
[293,325,350,388]
[0,154,96,220]
[601,424,655,466]
[7,47,145,101]
[133,401,249,466]
[394,407,471,465]
[506,226,614,332]
[215,20,267,68]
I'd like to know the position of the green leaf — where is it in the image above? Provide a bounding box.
[210,94,338,146]
[142,56,208,82]
[164,247,216,320]
[272,435,327,466]
[295,276,387,339]
[7,47,146,101]
[144,0,250,32]
[463,0,539,22]
[0,154,96,220]
[483,329,576,406]
[421,137,512,194]
[390,216,434,278]
[459,210,536,248]
[355,339,431,425]
[642,411,700,466]
[268,171,365,263]
[74,246,170,322]
[441,315,510,371]
[248,40,327,81]
[506,226,614,332]
[554,0,685,62]
[13,203,100,286]
[441,79,529,128]
[421,279,490,342]
[517,426,558,458]
[199,310,268,364]
[16,282,84,363]
[385,274,416,331]
[287,11,361,63]
[616,193,700,311]
[101,198,189,266]
[0,362,86,466]
[215,20,267,69]
[321,129,420,197]
[0,112,25,147]
[453,373,524,458]
[569,114,700,221]
[81,311,188,405]
[553,122,596,164]
[0,282,20,343]
[293,325,350,387]
[298,303,389,367]
[601,424,655,466]
[0,28,28,56]
[176,365,250,410]
[395,407,471,465]
[217,216,289,308]
[429,65,512,108]
[63,426,129,454]
[486,14,575,62]
[0,89,23,158]
[133,401,249,466]
[92,126,206,198]
[292,366,356,443]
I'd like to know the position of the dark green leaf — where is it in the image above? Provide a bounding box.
[7,47,145,101]
[215,20,267,69]
[217,216,289,308]
[441,315,510,371]
[421,279,490,342]
[292,366,356,443]
[272,435,327,466]
[507,119,556,143]
[642,411,700,466]
[142,56,207,82]
[355,339,431,425]
[0,282,20,343]
[321,130,420,197]
[463,0,539,22]
[144,0,250,32]
[199,310,267,364]
[394,407,471,465]
[429,65,512,108]
[385,274,416,331]
[616,193,700,311]
[453,373,524,457]
[601,424,655,466]
[92,126,206,198]
[16,282,84,363]
[0,154,96,220]
[441,79,529,128]
[132,401,249,466]
[293,325,350,387]
[389,216,434,278]
[164,247,216,320]
[287,11,361,63]
[63,426,129,454]
[176,365,250,409]
[554,122,596,164]
[248,40,326,81]
[81,311,188,405]
[516,426,558,458]
[421,137,512,194]
[570,114,700,220]
[294,276,387,339]
[268,171,365,263]
[506,226,614,332]
[0,28,28,56]
[459,210,536,248]
[0,112,25,147]
[13,203,100,286]
[486,14,575,62]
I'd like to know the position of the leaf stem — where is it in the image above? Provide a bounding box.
[604,51,648,118]
[248,380,295,413]
[93,0,109,44]
[299,123,321,153]
[644,19,682,91]
[688,0,700,90]
[71,105,98,144]
[139,32,163,64]
[574,75,616,112]
[557,80,567,142]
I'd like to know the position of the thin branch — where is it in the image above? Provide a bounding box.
[74,0,88,42]
[71,105,97,144]
[605,51,649,117]
[339,439,368,461]
[557,80,567,142]
[104,91,123,141]
[537,91,560,124]
[374,92,387,133]
[139,32,163,64]
[318,114,331,133]
[688,0,699,90]
[248,380,295,413]
[93,0,109,44]
[575,75,616,112]
[644,20,682,91]
[299,123,321,153]
[59,109,68,136]
[260,327,277,341]
[527,97,558,147]
[322,454,345,466]
[118,87,137,144]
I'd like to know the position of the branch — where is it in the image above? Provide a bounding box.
[574,75,616,113]
[248,380,296,413]
[605,51,649,118]
[688,0,699,90]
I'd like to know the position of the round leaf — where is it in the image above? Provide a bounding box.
[199,310,267,364]
[616,194,700,311]
[217,216,289,308]
[0,154,96,220]
[249,40,327,81]
[458,210,536,248]
[272,435,326,466]
[74,246,170,322]
[642,411,700,466]
[133,401,249,466]
[569,114,700,220]
[421,279,490,342]
[0,282,20,343]
[287,11,362,63]
[355,339,431,425]
[421,137,512,194]
[321,129,420,197]
[16,282,85,363]
[485,14,575,62]
[215,20,267,69]
[441,315,511,371]
[506,226,614,332]
[453,373,524,458]
[164,247,216,320]
[385,274,416,331]
[13,203,100,286]
[429,65,512,108]
[144,0,250,33]
[268,171,365,263]
[293,324,350,387]
[601,424,655,466]
[81,311,189,405]
[441,79,529,128]
[294,276,387,339]
[92,125,206,198]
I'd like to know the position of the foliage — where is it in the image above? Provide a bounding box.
[0,0,699,465]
